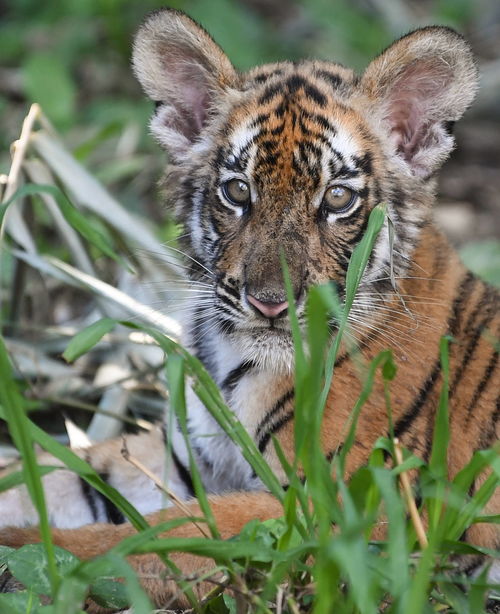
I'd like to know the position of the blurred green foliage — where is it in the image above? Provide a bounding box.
[460,241,500,287]
[0,0,478,152]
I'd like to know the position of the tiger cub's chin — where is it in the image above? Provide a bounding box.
[234,327,295,374]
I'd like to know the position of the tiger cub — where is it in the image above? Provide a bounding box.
[1,8,499,609]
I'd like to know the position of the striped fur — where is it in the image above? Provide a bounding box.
[1,9,498,610]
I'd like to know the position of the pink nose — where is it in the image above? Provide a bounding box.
[247,294,288,319]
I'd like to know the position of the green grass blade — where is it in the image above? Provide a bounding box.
[429,337,450,479]
[320,203,387,409]
[128,536,312,561]
[326,535,377,614]
[0,466,59,493]
[166,353,220,539]
[0,336,59,590]
[404,532,438,614]
[62,317,117,362]
[2,183,127,267]
[110,518,206,557]
[338,350,393,476]
[371,467,410,606]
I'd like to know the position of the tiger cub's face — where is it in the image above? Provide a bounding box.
[133,11,477,371]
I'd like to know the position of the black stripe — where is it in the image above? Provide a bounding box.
[449,272,476,337]
[298,139,322,162]
[273,100,289,119]
[255,389,294,447]
[478,395,500,449]
[296,117,333,149]
[217,291,240,310]
[79,462,126,525]
[465,349,498,424]
[217,316,236,335]
[413,481,422,510]
[171,449,195,498]
[460,556,484,576]
[260,138,278,153]
[256,152,279,168]
[216,301,241,318]
[97,472,126,524]
[394,358,441,438]
[221,361,255,391]
[423,399,437,463]
[335,163,360,180]
[258,409,294,454]
[352,152,373,176]
[78,476,99,522]
[285,75,327,107]
[334,351,349,369]
[255,389,294,439]
[216,317,236,335]
[394,271,478,439]
[444,121,455,136]
[250,112,272,128]
[449,308,496,399]
[345,212,369,246]
[270,122,285,136]
[252,68,283,85]
[315,69,343,90]
[259,83,282,105]
[300,109,337,135]
[325,447,341,463]
[191,306,217,374]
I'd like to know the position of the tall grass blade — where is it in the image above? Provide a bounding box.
[0,337,59,590]
[166,353,220,539]
[320,203,387,408]
[62,317,116,362]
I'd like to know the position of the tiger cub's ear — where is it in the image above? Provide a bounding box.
[132,9,238,158]
[361,26,478,178]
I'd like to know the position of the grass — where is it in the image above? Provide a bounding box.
[0,107,499,614]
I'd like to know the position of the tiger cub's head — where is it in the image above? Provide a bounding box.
[133,9,477,372]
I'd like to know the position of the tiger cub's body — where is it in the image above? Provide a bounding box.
[1,8,499,609]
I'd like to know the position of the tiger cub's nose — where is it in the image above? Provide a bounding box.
[247,294,288,319]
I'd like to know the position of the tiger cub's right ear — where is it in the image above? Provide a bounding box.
[132,9,238,158]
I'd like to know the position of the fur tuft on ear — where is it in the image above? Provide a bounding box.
[132,9,238,157]
[362,26,478,178]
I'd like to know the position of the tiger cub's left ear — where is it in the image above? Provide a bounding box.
[362,26,478,178]
[133,9,238,158]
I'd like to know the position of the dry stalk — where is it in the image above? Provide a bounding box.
[1,103,41,252]
[276,586,284,614]
[2,103,40,206]
[286,595,301,614]
[120,438,210,538]
[393,437,428,549]
[197,574,230,607]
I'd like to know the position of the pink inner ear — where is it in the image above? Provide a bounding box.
[385,60,452,163]
[160,52,213,141]
[182,82,210,135]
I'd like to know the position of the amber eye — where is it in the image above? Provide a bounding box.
[222,179,251,208]
[322,185,357,213]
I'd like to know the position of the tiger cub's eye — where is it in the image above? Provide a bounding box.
[222,179,251,207]
[322,185,357,213]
